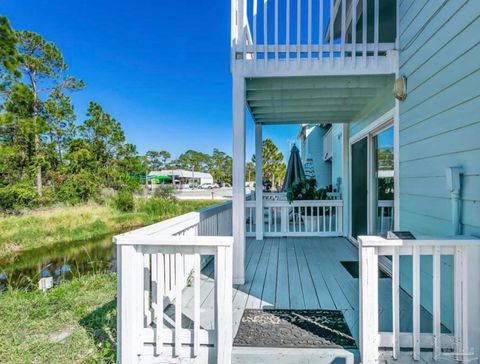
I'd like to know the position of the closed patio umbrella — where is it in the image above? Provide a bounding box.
[282,145,306,192]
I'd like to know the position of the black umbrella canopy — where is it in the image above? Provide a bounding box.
[282,145,306,192]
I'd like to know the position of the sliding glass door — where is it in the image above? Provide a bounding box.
[350,122,395,239]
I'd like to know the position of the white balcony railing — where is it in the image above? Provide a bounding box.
[246,199,343,236]
[114,202,233,363]
[231,0,398,73]
[359,235,480,363]
[263,191,288,201]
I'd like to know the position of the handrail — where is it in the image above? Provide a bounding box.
[232,0,397,67]
[247,199,343,207]
[115,200,232,238]
[115,202,233,363]
[246,198,343,237]
[358,235,480,362]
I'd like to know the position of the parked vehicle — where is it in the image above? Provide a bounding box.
[199,183,218,189]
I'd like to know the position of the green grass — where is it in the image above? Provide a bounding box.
[0,273,117,364]
[0,198,217,260]
[0,198,220,362]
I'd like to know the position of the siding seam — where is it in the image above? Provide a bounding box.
[401,174,479,180]
[400,1,429,38]
[402,12,479,79]
[400,68,480,117]
[400,0,416,24]
[400,146,480,163]
[399,208,450,223]
[408,40,480,95]
[399,1,468,67]
[399,94,480,132]
[400,192,479,204]
[399,119,480,148]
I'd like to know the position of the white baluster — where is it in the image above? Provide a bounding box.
[175,251,182,357]
[352,0,356,66]
[341,0,346,63]
[319,0,323,63]
[432,246,441,361]
[264,0,268,64]
[286,0,290,60]
[362,0,367,65]
[329,0,334,61]
[392,247,400,359]
[193,253,201,357]
[413,245,420,361]
[374,0,379,64]
[275,0,278,65]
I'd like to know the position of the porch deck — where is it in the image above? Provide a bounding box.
[179,236,439,361]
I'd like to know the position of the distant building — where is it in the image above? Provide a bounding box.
[149,169,213,188]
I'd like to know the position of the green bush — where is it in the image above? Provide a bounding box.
[0,182,38,210]
[153,184,175,200]
[56,171,101,204]
[286,178,317,202]
[113,189,135,212]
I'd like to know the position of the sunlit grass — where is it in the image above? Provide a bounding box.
[0,273,117,364]
[0,199,217,260]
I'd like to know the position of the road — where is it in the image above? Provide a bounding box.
[174,187,233,200]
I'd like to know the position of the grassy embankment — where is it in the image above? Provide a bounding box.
[0,198,217,260]
[0,273,117,363]
[0,198,219,363]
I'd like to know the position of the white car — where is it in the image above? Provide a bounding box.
[199,183,218,189]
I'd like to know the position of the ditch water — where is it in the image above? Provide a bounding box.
[0,234,116,292]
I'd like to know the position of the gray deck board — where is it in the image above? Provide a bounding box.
[178,236,435,357]
[286,239,305,309]
[261,238,279,308]
[275,238,290,309]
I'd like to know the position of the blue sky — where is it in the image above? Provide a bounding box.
[2,0,299,161]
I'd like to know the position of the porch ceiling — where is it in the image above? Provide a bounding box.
[246,75,394,124]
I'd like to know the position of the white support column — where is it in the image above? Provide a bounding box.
[232,74,246,285]
[255,123,263,240]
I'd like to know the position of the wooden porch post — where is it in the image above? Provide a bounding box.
[232,74,246,285]
[359,237,379,363]
[255,123,263,240]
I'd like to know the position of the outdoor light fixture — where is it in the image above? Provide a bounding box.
[393,75,407,101]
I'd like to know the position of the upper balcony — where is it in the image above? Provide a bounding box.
[231,0,399,77]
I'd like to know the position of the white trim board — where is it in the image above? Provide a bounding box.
[349,108,395,144]
[348,108,396,239]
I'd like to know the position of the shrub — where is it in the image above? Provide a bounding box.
[153,184,176,201]
[55,171,101,204]
[0,182,38,210]
[113,189,135,212]
[286,178,317,202]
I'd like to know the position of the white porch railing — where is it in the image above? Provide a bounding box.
[231,0,398,73]
[114,202,233,364]
[377,199,394,234]
[246,199,343,236]
[359,235,480,363]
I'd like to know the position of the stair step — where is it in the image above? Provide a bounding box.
[232,346,355,364]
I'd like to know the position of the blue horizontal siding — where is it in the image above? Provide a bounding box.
[399,0,480,238]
